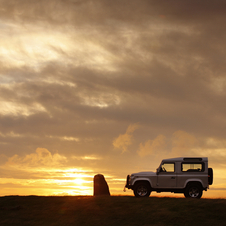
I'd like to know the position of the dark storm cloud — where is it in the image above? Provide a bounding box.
[1,0,225,24]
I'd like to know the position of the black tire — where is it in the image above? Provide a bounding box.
[184,184,203,199]
[133,182,151,197]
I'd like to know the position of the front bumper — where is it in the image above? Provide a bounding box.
[125,175,133,189]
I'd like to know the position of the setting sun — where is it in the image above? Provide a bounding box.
[74,178,85,185]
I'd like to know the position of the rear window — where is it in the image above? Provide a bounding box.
[181,162,204,172]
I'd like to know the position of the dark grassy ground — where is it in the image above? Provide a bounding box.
[0,195,226,226]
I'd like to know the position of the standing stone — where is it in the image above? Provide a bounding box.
[93,174,110,196]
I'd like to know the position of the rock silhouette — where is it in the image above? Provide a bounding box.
[93,174,110,196]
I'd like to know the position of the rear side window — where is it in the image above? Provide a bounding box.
[181,162,204,172]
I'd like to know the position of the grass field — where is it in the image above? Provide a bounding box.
[0,195,226,226]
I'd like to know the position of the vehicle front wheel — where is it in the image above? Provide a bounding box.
[133,182,151,197]
[184,184,203,199]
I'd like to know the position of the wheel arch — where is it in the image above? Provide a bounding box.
[133,179,152,189]
[185,181,204,190]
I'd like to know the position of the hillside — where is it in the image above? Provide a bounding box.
[0,196,225,226]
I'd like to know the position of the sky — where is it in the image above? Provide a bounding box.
[0,0,226,198]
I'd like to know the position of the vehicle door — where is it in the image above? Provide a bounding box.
[157,162,176,188]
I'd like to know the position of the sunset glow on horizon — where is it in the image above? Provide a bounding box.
[1,0,226,199]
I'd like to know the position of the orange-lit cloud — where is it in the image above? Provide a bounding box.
[113,123,140,153]
[6,148,67,168]
[0,148,124,196]
[0,148,96,196]
[137,130,226,171]
[138,134,167,157]
[171,130,199,156]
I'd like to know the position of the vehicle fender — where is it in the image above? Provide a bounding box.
[184,179,204,188]
[132,178,152,188]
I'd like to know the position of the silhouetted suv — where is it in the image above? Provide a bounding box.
[125,157,213,198]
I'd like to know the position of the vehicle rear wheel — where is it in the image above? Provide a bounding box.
[184,184,203,199]
[133,182,151,197]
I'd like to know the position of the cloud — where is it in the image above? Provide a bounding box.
[138,130,199,157]
[138,134,167,157]
[72,155,102,160]
[0,101,47,116]
[171,130,199,156]
[0,0,226,196]
[6,148,67,168]
[137,130,226,170]
[113,123,139,153]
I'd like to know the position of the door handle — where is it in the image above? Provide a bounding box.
[171,177,175,179]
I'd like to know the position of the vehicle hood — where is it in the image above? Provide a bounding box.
[131,171,156,177]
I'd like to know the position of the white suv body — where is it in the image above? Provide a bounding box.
[125,157,213,198]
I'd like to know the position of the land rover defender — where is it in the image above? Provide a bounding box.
[125,157,213,198]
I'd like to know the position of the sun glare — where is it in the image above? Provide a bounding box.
[74,178,85,185]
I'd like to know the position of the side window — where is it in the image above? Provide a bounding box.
[181,162,204,172]
[160,163,175,173]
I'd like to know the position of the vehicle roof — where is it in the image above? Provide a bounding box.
[162,157,208,162]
